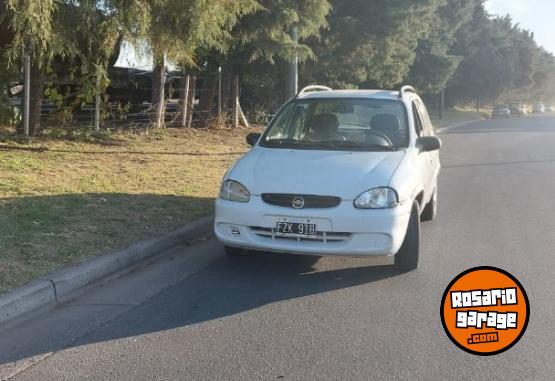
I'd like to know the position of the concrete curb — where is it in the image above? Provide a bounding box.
[435,117,485,134]
[0,216,214,326]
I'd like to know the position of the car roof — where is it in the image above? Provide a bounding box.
[296,89,401,101]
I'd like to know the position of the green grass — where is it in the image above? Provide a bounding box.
[430,107,487,129]
[0,125,259,293]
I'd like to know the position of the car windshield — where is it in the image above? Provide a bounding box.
[260,98,409,151]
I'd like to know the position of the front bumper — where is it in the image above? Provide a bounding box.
[214,196,412,257]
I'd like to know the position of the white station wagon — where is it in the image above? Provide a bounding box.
[215,85,441,270]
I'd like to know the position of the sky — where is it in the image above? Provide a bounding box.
[486,0,555,54]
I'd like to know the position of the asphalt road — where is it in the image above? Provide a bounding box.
[2,115,555,380]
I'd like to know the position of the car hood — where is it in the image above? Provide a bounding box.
[228,147,405,199]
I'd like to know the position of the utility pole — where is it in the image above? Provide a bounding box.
[287,26,299,99]
[439,88,445,120]
[217,66,222,123]
[180,74,190,127]
[23,49,31,137]
[95,64,101,133]
[233,74,239,128]
[155,53,166,128]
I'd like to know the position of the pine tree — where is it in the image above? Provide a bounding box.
[197,0,331,119]
[133,0,260,127]
[304,0,445,89]
[408,0,479,94]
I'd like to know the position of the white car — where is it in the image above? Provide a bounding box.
[533,103,546,114]
[215,86,441,270]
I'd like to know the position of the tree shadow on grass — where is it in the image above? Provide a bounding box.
[0,193,215,293]
[0,144,245,156]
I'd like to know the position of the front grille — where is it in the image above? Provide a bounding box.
[261,194,341,209]
[250,227,351,243]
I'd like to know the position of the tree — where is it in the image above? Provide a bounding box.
[530,49,555,103]
[193,0,331,121]
[408,0,479,94]
[446,10,540,106]
[133,0,260,127]
[3,0,130,135]
[303,0,445,89]
[4,0,64,135]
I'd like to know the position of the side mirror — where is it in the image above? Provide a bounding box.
[246,133,261,147]
[416,136,442,153]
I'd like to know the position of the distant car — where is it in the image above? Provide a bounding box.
[492,104,511,119]
[533,103,546,114]
[546,105,554,112]
[509,103,525,116]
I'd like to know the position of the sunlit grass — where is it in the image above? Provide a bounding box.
[430,107,487,129]
[0,125,259,293]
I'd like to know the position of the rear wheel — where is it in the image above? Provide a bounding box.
[224,245,251,257]
[421,187,437,222]
[395,202,420,271]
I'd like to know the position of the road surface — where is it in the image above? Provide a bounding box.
[2,115,555,380]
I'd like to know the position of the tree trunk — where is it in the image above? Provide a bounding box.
[221,69,232,121]
[198,74,218,127]
[186,75,196,128]
[29,60,46,136]
[178,74,190,127]
[151,52,165,127]
[233,74,240,128]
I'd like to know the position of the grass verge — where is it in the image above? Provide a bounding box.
[430,107,488,129]
[0,126,257,293]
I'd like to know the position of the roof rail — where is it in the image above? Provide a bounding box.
[297,85,333,98]
[398,85,417,100]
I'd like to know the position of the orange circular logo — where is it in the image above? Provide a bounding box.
[440,267,529,356]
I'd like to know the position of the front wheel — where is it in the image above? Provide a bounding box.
[421,187,437,222]
[395,202,420,271]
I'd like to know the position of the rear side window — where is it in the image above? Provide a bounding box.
[412,102,424,137]
[415,99,434,136]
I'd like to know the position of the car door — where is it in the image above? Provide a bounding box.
[411,100,435,203]
[416,99,441,191]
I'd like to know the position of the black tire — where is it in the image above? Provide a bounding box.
[395,202,420,271]
[224,245,250,257]
[421,187,437,222]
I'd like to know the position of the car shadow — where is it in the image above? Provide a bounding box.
[67,252,404,350]
[0,238,406,364]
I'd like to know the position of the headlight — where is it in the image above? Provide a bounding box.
[220,180,250,202]
[354,187,398,209]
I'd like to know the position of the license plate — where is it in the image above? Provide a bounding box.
[276,222,317,237]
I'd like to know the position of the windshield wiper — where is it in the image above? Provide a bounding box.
[262,138,301,147]
[263,139,337,149]
[321,141,399,151]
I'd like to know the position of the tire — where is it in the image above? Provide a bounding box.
[224,245,250,257]
[395,202,420,271]
[421,187,437,222]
